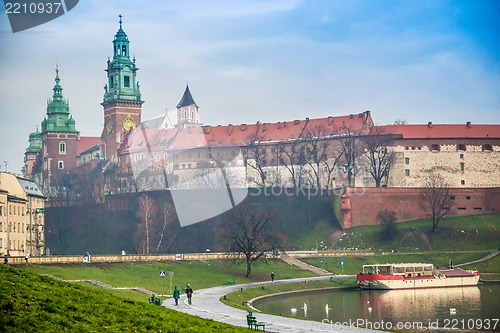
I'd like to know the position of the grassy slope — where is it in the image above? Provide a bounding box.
[333,213,500,252]
[19,259,317,299]
[0,265,253,333]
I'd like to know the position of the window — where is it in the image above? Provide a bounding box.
[460,163,465,172]
[461,180,465,185]
[58,161,64,169]
[110,76,114,88]
[405,157,410,165]
[124,75,130,87]
[482,144,493,152]
[59,141,66,154]
[122,45,127,56]
[431,144,440,151]
[405,169,410,176]
[460,153,464,159]
[450,196,455,200]
[466,196,471,200]
[457,144,466,151]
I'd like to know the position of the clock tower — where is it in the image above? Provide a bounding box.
[101,15,143,162]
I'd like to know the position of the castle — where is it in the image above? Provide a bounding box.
[22,18,500,228]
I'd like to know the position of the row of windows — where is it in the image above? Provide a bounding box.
[0,222,26,233]
[109,75,131,89]
[0,239,25,251]
[404,144,493,152]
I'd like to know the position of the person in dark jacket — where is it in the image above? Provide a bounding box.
[185,284,193,305]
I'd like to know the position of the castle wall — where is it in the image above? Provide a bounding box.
[339,187,500,229]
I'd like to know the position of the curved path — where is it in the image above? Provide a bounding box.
[163,275,380,333]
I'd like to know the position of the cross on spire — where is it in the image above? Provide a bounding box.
[119,14,122,28]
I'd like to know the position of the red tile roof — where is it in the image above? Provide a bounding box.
[120,111,374,154]
[377,124,500,139]
[77,136,100,156]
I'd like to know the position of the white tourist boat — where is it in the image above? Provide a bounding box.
[356,263,480,290]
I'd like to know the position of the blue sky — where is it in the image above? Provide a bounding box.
[0,0,499,174]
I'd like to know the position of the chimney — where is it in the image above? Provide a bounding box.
[277,122,281,129]
[328,116,333,125]
[240,124,247,131]
[358,113,363,118]
[294,119,300,125]
[283,121,286,127]
[466,121,472,128]
[349,114,353,119]
[203,125,211,134]
[428,122,432,128]
[228,124,233,136]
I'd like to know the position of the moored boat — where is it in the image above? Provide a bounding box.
[356,263,480,290]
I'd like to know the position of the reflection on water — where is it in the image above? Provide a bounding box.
[254,285,500,332]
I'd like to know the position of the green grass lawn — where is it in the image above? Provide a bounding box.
[0,265,253,333]
[19,258,317,297]
[333,213,500,252]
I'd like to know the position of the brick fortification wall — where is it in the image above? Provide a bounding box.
[338,187,500,229]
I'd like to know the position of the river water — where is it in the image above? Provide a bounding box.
[254,284,500,332]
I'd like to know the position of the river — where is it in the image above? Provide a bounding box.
[254,284,500,332]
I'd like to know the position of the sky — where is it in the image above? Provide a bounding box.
[0,0,499,174]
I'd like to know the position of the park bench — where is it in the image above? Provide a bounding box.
[227,278,236,285]
[246,311,265,331]
[148,294,161,306]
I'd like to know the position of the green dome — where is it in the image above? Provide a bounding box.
[67,117,76,124]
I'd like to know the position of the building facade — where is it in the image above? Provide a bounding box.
[0,172,45,257]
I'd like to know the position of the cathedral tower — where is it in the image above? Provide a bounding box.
[101,15,143,161]
[40,66,79,185]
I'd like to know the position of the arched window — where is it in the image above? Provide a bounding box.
[456,144,466,151]
[59,141,66,154]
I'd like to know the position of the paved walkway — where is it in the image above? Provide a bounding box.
[163,276,381,333]
[280,256,332,276]
[455,250,500,267]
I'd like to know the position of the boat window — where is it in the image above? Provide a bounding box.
[424,265,433,272]
[378,266,391,275]
[393,266,405,274]
[414,266,424,272]
[405,267,415,273]
[363,266,375,274]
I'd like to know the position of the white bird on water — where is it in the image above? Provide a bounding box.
[325,304,332,314]
[290,308,297,313]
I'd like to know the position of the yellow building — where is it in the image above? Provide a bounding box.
[0,172,45,257]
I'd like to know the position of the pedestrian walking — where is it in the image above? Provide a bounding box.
[3,254,8,265]
[173,286,180,306]
[271,271,275,283]
[25,253,30,265]
[185,284,193,305]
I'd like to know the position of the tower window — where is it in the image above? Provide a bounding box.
[124,76,130,88]
[405,157,410,165]
[457,144,466,151]
[59,142,66,154]
[110,77,114,88]
[431,144,440,151]
[58,161,64,169]
[405,169,410,176]
[122,45,127,56]
[460,162,465,172]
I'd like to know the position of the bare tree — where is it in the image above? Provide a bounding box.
[303,126,331,189]
[360,128,396,187]
[219,203,280,277]
[278,140,308,190]
[154,201,175,254]
[244,141,268,187]
[135,194,156,254]
[337,128,360,187]
[419,174,452,232]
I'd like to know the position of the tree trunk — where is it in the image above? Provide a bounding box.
[246,256,252,278]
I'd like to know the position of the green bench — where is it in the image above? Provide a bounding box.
[148,294,161,306]
[246,311,265,331]
[227,278,236,285]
